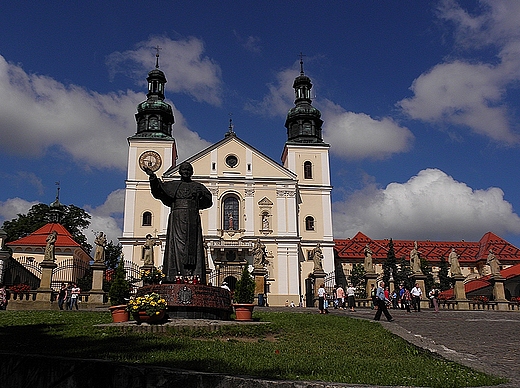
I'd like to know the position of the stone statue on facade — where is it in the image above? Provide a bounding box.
[142,234,157,266]
[449,248,462,276]
[44,230,58,262]
[363,243,374,273]
[144,161,213,283]
[252,238,268,269]
[93,231,107,263]
[311,243,324,272]
[486,249,501,277]
[410,241,423,274]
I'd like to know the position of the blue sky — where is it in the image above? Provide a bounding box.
[1,0,520,250]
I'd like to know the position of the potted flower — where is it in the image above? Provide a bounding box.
[108,257,131,322]
[140,267,165,285]
[233,266,256,321]
[126,292,167,324]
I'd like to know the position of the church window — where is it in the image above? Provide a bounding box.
[223,195,239,230]
[305,216,315,231]
[225,154,238,168]
[304,161,313,179]
[212,162,216,170]
[142,211,152,226]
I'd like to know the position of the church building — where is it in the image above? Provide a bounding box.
[120,57,333,306]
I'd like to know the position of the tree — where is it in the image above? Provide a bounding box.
[383,239,398,287]
[105,241,123,269]
[2,203,92,253]
[396,256,414,290]
[420,256,434,294]
[437,255,452,291]
[108,256,131,306]
[349,263,367,298]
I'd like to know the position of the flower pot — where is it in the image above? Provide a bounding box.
[233,303,255,321]
[109,304,129,323]
[132,309,166,324]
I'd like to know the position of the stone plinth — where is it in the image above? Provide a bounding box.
[312,270,326,305]
[491,276,508,310]
[138,283,233,320]
[365,273,378,300]
[36,260,56,304]
[88,262,106,306]
[412,275,429,310]
[453,275,467,303]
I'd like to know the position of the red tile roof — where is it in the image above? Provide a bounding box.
[6,223,80,248]
[334,231,520,265]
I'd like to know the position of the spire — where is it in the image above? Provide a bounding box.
[225,115,236,137]
[49,182,64,223]
[131,49,175,140]
[284,55,324,144]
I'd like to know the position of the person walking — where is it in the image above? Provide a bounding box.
[57,283,67,310]
[346,284,356,312]
[411,283,423,312]
[429,287,440,312]
[317,283,326,314]
[336,284,345,309]
[70,283,81,310]
[374,281,394,322]
[65,282,73,310]
[370,284,377,310]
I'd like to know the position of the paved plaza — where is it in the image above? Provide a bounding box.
[321,307,520,388]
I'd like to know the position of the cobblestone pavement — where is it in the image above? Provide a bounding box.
[321,307,520,388]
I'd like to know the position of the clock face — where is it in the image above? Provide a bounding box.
[139,151,162,172]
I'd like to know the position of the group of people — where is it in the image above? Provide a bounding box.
[332,284,357,312]
[57,282,81,310]
[369,282,432,320]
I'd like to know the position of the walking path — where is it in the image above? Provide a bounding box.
[322,306,520,387]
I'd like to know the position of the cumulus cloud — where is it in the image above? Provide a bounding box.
[106,35,223,106]
[247,64,413,159]
[0,36,215,170]
[83,189,125,248]
[0,198,38,225]
[398,0,520,144]
[321,100,414,160]
[332,168,520,241]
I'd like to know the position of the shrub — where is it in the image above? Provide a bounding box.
[233,266,255,304]
[108,257,130,306]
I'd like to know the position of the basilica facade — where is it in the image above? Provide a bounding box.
[120,59,333,306]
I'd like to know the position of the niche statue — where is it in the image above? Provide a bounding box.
[144,162,212,283]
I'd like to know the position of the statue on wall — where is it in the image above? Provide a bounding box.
[486,249,501,277]
[262,213,269,230]
[449,248,462,276]
[144,161,213,283]
[410,241,423,274]
[44,230,58,262]
[311,243,324,272]
[142,234,157,266]
[252,238,268,269]
[93,232,107,263]
[363,243,374,273]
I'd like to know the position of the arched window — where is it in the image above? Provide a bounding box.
[223,195,239,230]
[142,211,152,226]
[304,161,312,179]
[305,216,315,231]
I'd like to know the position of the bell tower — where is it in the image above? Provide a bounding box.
[121,49,177,265]
[281,57,334,274]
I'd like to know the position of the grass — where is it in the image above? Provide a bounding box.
[0,310,506,388]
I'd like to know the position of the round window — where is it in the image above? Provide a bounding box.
[225,154,238,168]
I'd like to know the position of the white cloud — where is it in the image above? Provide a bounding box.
[0,37,215,170]
[84,189,125,248]
[0,198,38,225]
[247,65,414,160]
[332,168,520,241]
[106,35,223,106]
[322,100,414,160]
[399,0,520,144]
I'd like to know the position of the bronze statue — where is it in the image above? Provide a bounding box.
[145,162,212,283]
[44,230,58,262]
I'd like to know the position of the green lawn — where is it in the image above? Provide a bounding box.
[0,310,506,388]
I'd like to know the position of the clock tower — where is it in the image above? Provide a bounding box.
[281,58,334,274]
[121,52,177,265]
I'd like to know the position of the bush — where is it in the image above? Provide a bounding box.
[108,257,130,306]
[233,266,255,304]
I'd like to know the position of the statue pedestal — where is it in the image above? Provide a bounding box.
[412,275,429,310]
[89,262,106,306]
[365,273,378,300]
[491,276,508,310]
[312,270,326,307]
[453,275,467,303]
[36,260,57,304]
[252,268,267,306]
